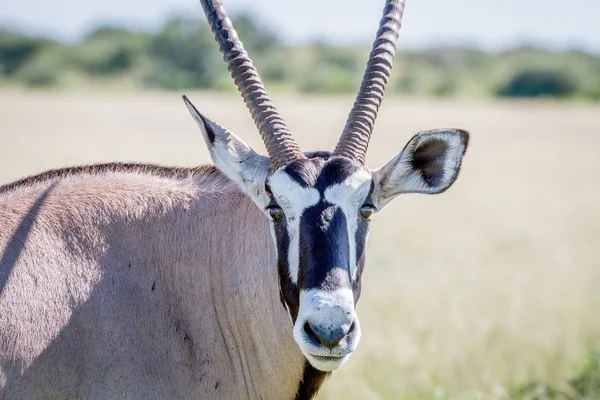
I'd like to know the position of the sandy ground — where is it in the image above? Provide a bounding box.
[1,91,599,399]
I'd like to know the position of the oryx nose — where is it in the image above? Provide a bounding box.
[304,320,355,349]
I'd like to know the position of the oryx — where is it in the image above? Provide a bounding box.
[0,0,469,399]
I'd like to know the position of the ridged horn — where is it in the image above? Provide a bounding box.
[198,0,305,170]
[333,0,407,164]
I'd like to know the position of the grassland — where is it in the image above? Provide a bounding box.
[1,91,599,399]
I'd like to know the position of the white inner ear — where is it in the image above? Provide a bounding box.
[372,129,467,209]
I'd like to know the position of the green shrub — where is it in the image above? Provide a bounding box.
[296,43,364,93]
[569,351,600,398]
[512,351,600,400]
[16,46,65,86]
[496,69,577,98]
[228,13,281,55]
[434,77,458,97]
[145,18,224,89]
[0,29,56,76]
[298,65,357,94]
[1,21,600,98]
[75,27,149,76]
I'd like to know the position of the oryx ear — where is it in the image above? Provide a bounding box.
[371,129,469,209]
[183,95,271,204]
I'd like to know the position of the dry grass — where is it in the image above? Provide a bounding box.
[1,91,599,399]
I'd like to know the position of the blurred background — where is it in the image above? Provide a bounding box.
[1,0,599,399]
[2,0,600,97]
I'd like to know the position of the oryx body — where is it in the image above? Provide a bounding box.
[0,0,469,399]
[0,165,306,399]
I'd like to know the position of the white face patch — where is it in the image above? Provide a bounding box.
[323,168,372,280]
[293,288,361,372]
[267,169,319,284]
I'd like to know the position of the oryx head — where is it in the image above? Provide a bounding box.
[184,0,469,372]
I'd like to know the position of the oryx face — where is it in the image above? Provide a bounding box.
[184,100,469,371]
[187,0,470,373]
[267,155,371,370]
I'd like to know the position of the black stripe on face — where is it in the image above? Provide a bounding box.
[271,155,373,319]
[298,202,351,291]
[315,157,362,193]
[283,158,322,188]
[295,361,330,400]
[273,217,300,321]
[352,217,370,303]
[352,179,374,303]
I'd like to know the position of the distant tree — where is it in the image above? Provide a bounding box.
[16,45,65,86]
[146,17,224,89]
[74,26,149,76]
[589,83,600,101]
[312,43,364,73]
[295,43,364,93]
[228,13,288,84]
[496,69,577,98]
[434,77,458,97]
[395,74,417,94]
[0,29,55,76]
[2,20,600,100]
[230,13,281,55]
[298,65,358,94]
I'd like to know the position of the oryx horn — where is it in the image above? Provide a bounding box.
[198,0,305,169]
[333,0,407,164]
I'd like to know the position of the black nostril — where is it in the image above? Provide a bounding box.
[303,322,321,347]
[305,321,348,350]
[303,322,312,335]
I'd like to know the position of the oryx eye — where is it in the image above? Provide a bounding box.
[360,205,375,220]
[267,206,284,221]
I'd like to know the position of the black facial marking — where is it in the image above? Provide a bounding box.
[298,203,351,290]
[411,138,448,187]
[283,159,321,188]
[304,150,332,161]
[264,183,273,196]
[295,361,330,400]
[273,216,300,320]
[315,157,361,193]
[352,218,370,302]
[368,180,375,202]
[272,154,374,320]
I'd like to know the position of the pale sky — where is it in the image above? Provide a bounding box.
[1,0,598,51]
